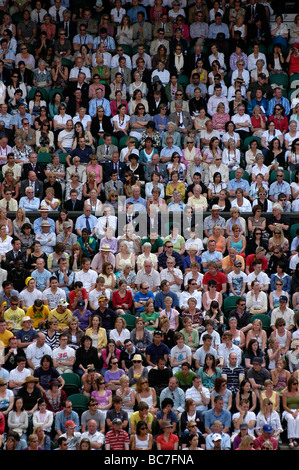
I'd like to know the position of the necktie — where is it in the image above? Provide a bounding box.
[65,22,69,38]
[106,146,109,155]
[37,12,41,25]
[6,201,9,211]
[56,9,60,23]
[75,166,78,172]
[85,217,91,232]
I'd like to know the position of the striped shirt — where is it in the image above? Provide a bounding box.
[105,429,130,450]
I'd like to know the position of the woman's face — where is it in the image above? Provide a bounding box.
[92,316,100,327]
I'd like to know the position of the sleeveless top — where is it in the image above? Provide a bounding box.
[232,332,242,347]
[136,392,154,407]
[274,328,288,348]
[228,235,243,253]
[287,394,299,410]
[135,434,150,450]
[204,291,221,310]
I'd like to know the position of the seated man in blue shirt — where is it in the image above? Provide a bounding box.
[134,282,155,314]
[155,280,179,312]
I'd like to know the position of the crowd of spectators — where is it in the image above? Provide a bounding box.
[0,0,298,453]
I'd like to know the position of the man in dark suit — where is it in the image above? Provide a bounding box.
[19,171,43,200]
[22,152,45,182]
[64,72,89,102]
[66,89,89,118]
[104,152,127,183]
[57,9,77,41]
[3,238,27,272]
[63,189,84,211]
[144,153,168,184]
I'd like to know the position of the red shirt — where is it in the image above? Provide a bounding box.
[68,288,88,309]
[156,433,179,450]
[268,114,289,134]
[202,271,227,292]
[245,254,268,273]
[105,429,130,450]
[253,435,278,450]
[112,289,133,309]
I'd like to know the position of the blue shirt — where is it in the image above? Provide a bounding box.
[134,290,155,313]
[73,33,94,47]
[127,5,147,23]
[160,145,183,159]
[201,250,223,271]
[204,408,231,431]
[19,196,40,211]
[69,146,93,164]
[145,341,170,365]
[88,97,111,118]
[75,214,98,233]
[54,409,80,433]
[268,96,291,116]
[154,290,179,310]
[31,268,52,292]
[124,196,147,212]
[33,217,55,234]
[10,112,33,128]
[227,178,250,193]
[269,180,291,200]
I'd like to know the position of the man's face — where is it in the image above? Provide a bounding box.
[36,259,45,270]
[14,240,22,252]
[168,378,177,391]
[50,279,58,289]
[229,354,237,366]
[153,333,162,345]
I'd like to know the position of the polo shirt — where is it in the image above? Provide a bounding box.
[204,407,231,431]
[145,341,170,365]
[105,429,130,450]
[155,290,179,310]
[245,254,268,273]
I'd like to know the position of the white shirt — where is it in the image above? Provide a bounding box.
[26,342,53,368]
[95,215,117,238]
[75,269,98,292]
[19,288,43,308]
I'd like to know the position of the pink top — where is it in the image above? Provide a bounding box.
[91,389,112,406]
[87,164,102,182]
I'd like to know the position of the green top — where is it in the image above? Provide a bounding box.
[179,328,200,350]
[140,311,160,331]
